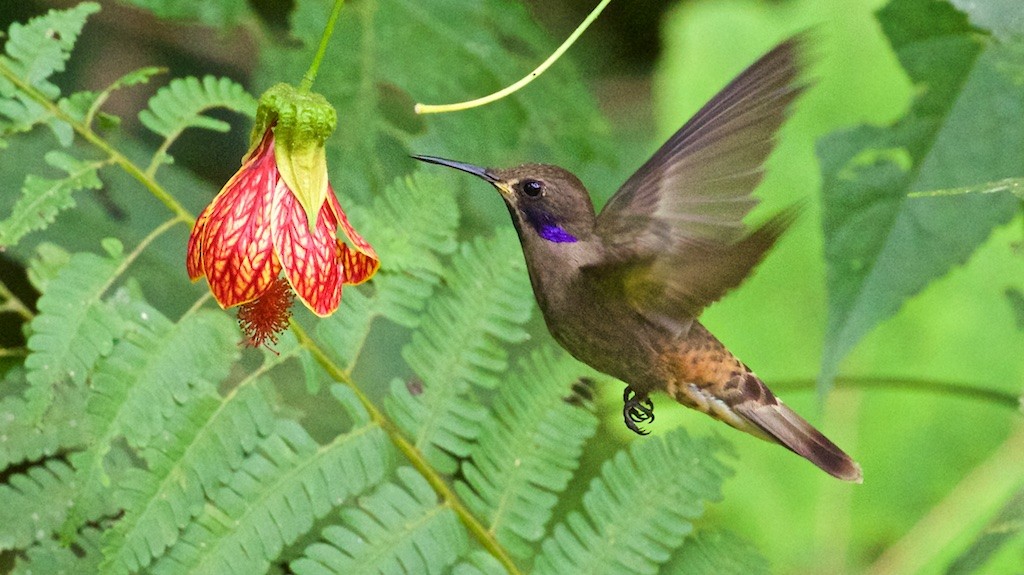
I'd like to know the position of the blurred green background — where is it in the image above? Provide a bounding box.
[1,0,1022,573]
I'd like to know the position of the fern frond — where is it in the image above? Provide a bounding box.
[74,305,238,490]
[661,529,770,575]
[0,383,88,469]
[0,151,104,247]
[387,232,534,473]
[456,346,600,558]
[149,386,393,575]
[0,2,100,144]
[0,459,79,551]
[138,75,255,149]
[11,527,103,575]
[59,66,165,127]
[533,428,733,575]
[98,383,277,573]
[351,173,460,327]
[316,173,461,370]
[22,248,125,416]
[291,467,468,575]
[451,550,508,575]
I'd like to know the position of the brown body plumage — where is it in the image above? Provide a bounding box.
[415,37,862,482]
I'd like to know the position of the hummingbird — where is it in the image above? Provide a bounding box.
[414,37,862,482]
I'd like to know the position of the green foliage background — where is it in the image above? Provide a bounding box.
[0,0,1021,574]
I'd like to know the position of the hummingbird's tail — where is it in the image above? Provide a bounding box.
[727,377,863,483]
[662,330,862,482]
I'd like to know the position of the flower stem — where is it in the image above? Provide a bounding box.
[289,320,523,575]
[299,0,347,93]
[414,0,612,114]
[770,376,1020,409]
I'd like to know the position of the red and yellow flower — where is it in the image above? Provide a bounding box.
[186,84,378,346]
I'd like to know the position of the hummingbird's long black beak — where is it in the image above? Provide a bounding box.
[411,155,499,184]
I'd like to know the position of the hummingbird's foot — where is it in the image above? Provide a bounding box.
[623,387,655,436]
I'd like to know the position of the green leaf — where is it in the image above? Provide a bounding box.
[817,0,1024,391]
[0,3,101,144]
[456,346,600,558]
[291,467,467,575]
[74,305,238,490]
[11,527,103,575]
[0,151,104,247]
[946,488,1024,575]
[258,0,612,202]
[1006,287,1024,331]
[950,0,1024,41]
[0,460,78,551]
[533,428,732,575]
[387,232,534,473]
[315,173,461,371]
[58,66,165,126]
[661,529,770,575]
[98,382,279,573]
[23,249,124,416]
[0,382,89,470]
[119,0,251,29]
[149,402,393,574]
[138,75,256,168]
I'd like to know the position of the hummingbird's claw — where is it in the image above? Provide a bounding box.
[623,387,655,435]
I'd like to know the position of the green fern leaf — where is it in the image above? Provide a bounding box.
[661,529,770,575]
[316,173,461,370]
[22,248,124,416]
[456,346,600,558]
[74,305,238,490]
[11,527,103,575]
[387,232,534,473]
[0,3,100,144]
[0,382,89,469]
[149,386,393,575]
[291,467,468,575]
[533,428,733,575]
[450,550,508,575]
[0,151,104,247]
[0,460,79,551]
[98,381,280,573]
[138,75,256,146]
[59,66,165,126]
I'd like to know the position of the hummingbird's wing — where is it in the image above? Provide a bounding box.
[588,37,805,325]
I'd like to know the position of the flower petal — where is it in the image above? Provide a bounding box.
[271,180,342,317]
[199,131,281,309]
[186,201,213,281]
[326,185,380,285]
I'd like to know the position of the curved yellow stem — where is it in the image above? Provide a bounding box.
[414,0,612,115]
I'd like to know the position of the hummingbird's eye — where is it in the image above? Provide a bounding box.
[521,179,544,197]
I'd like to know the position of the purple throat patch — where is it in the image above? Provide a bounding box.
[539,224,578,243]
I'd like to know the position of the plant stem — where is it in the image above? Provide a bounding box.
[414,0,612,114]
[0,62,195,226]
[299,0,346,93]
[290,320,523,575]
[0,279,33,321]
[771,376,1020,410]
[98,217,184,299]
[865,422,1024,575]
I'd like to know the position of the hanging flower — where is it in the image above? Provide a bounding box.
[186,84,379,346]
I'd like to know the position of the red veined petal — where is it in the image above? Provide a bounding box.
[270,180,342,317]
[338,241,380,285]
[325,184,380,284]
[199,132,281,309]
[186,200,214,281]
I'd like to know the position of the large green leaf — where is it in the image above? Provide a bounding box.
[816,0,1024,390]
[257,0,613,203]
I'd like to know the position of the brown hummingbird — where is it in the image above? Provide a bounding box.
[414,37,862,482]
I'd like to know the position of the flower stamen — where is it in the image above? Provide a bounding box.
[237,277,295,349]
